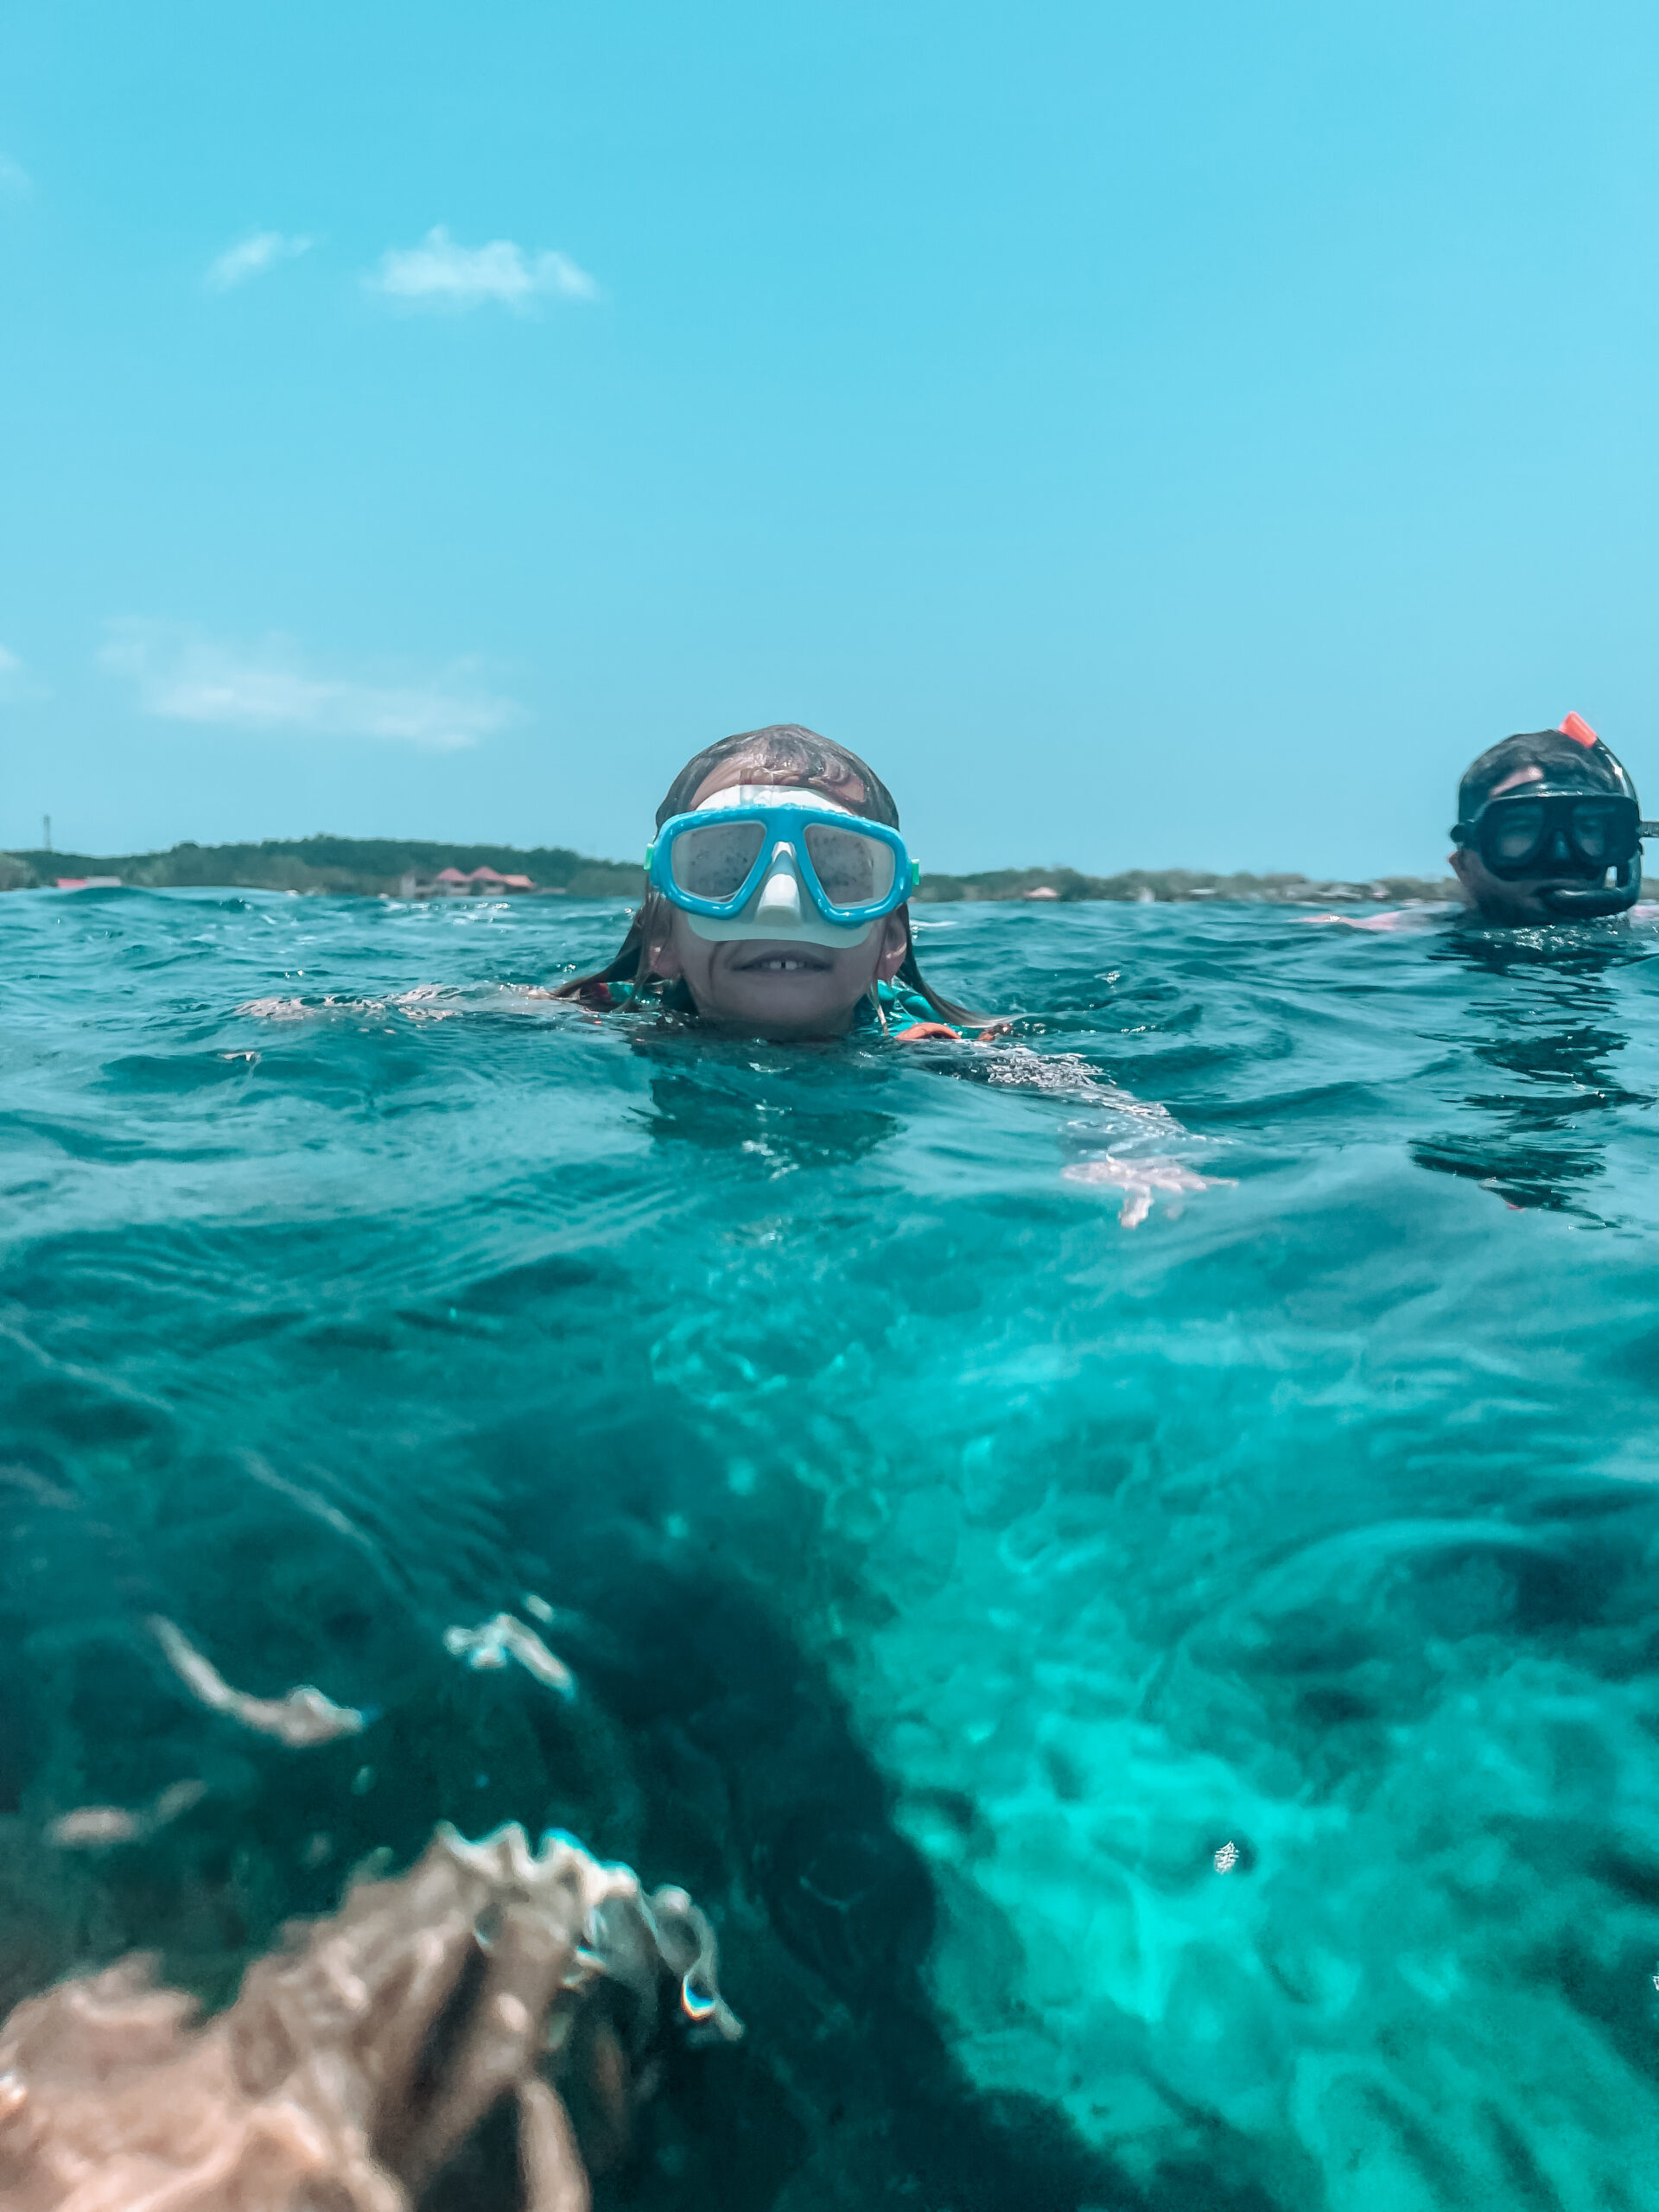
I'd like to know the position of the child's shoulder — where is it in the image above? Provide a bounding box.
[872,979,937,1022]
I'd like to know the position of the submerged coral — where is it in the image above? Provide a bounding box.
[0,1820,740,2210]
[443,1612,576,1699]
[149,1614,368,1748]
[48,1778,207,1851]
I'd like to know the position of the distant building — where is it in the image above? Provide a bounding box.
[397,865,537,899]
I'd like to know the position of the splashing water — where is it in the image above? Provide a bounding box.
[4,885,1659,2209]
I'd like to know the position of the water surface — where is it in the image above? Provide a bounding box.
[4,887,1658,2210]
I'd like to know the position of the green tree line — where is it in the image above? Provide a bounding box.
[0,836,1453,904]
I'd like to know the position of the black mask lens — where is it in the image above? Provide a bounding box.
[1487,801,1544,870]
[1571,802,1618,865]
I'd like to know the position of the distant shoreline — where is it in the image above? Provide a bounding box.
[0,836,1455,906]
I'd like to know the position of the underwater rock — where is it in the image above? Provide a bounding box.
[0,1819,740,2210]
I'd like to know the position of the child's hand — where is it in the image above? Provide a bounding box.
[1062,1153,1235,1228]
[893,1020,1013,1045]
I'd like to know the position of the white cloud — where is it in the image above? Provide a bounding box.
[366,226,597,312]
[100,621,519,753]
[0,645,48,702]
[206,230,314,291]
[0,153,32,199]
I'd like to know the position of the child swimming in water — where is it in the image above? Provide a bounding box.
[557,724,1006,1042]
[238,720,1230,1220]
[550,721,1233,1217]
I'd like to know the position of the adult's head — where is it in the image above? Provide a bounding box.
[1449,714,1647,923]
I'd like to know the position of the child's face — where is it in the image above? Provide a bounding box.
[646,763,911,1037]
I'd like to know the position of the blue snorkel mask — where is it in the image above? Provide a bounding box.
[647,785,918,949]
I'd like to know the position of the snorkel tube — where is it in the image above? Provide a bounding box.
[1540,714,1650,916]
[1538,848,1647,919]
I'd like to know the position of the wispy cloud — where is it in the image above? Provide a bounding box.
[0,153,32,199]
[366,226,597,312]
[100,621,519,752]
[0,645,48,702]
[206,230,314,291]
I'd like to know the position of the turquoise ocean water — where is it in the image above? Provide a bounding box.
[4,886,1659,2209]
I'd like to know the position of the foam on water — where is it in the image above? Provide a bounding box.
[4,885,1659,2209]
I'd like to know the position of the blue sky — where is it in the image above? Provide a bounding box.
[2,1,1655,878]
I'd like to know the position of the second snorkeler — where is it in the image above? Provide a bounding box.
[558,725,1007,1043]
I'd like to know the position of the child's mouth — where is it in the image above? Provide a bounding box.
[728,946,834,975]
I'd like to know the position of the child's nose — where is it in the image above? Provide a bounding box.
[753,843,804,925]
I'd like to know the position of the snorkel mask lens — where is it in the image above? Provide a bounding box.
[1570,802,1618,864]
[1486,799,1547,871]
[803,822,897,907]
[668,819,768,902]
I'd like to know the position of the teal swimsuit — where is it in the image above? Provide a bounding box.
[855,981,977,1036]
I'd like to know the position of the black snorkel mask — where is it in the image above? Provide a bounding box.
[1451,792,1655,918]
[1452,719,1656,918]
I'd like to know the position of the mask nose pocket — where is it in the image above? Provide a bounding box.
[753,845,805,925]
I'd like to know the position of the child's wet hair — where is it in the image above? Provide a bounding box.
[556,723,985,1026]
[651,724,899,831]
